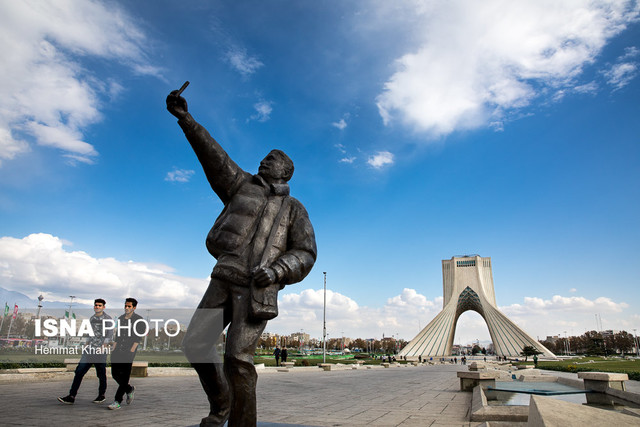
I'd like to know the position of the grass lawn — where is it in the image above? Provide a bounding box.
[536,357,640,380]
[1,349,402,369]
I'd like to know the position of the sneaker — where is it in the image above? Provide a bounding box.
[125,385,134,405]
[57,395,75,404]
[92,395,106,404]
[108,401,121,410]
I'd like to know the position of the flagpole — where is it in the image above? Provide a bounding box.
[0,302,7,334]
[6,302,16,339]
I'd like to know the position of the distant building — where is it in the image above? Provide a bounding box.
[289,332,310,343]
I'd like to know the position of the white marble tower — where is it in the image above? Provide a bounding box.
[399,255,555,358]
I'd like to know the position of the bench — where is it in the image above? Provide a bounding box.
[578,371,628,392]
[64,358,80,371]
[281,362,295,368]
[63,359,148,377]
[130,361,149,377]
[318,363,332,371]
[457,371,500,392]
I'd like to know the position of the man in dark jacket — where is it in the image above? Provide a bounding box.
[167,88,317,426]
[57,298,113,405]
[273,346,281,367]
[108,298,145,410]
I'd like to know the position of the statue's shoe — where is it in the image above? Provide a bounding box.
[199,412,230,427]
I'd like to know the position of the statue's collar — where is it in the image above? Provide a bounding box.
[254,174,290,196]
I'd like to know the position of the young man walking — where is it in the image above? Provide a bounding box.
[108,297,144,410]
[57,298,113,404]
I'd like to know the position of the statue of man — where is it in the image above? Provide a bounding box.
[167,88,317,427]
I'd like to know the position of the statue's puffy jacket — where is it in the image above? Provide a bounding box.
[178,114,317,286]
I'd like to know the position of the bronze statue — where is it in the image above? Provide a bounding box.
[166,84,317,427]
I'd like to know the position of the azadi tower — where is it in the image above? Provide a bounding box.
[399,255,555,358]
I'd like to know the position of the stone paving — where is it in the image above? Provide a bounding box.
[2,363,639,427]
[0,364,473,427]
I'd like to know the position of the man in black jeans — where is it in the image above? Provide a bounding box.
[57,298,113,404]
[108,297,144,410]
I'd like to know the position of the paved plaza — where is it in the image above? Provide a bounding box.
[0,363,473,427]
[2,363,639,426]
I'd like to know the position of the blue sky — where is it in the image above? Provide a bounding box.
[1,0,639,346]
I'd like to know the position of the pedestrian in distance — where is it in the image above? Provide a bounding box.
[57,298,113,405]
[108,298,145,410]
[273,346,281,366]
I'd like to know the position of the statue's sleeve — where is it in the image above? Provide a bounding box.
[178,113,248,203]
[271,200,317,285]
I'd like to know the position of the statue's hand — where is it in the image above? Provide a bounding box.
[166,90,188,119]
[254,267,276,287]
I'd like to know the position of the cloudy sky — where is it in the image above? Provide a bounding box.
[1,1,639,346]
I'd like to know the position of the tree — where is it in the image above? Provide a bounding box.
[471,345,482,355]
[350,338,367,352]
[520,345,542,361]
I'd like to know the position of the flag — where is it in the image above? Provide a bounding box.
[72,313,76,319]
[3,303,8,317]
[12,304,18,319]
[65,310,69,318]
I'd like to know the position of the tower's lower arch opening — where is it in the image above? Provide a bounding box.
[452,310,492,355]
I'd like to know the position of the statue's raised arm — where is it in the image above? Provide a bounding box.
[166,88,247,204]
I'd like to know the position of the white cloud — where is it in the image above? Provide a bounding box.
[376,1,640,139]
[165,168,195,183]
[367,151,394,168]
[1,236,635,346]
[335,144,347,154]
[250,101,273,122]
[0,0,159,166]
[339,157,356,164]
[508,295,628,313]
[332,119,348,130]
[573,82,599,95]
[270,287,440,340]
[225,47,264,76]
[386,288,433,308]
[0,233,205,308]
[606,47,640,90]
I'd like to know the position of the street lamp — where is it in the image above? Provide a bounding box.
[63,296,75,346]
[36,295,44,319]
[143,309,150,350]
[323,272,327,363]
[68,296,75,317]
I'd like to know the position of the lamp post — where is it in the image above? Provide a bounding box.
[323,272,327,363]
[64,296,75,346]
[36,295,43,319]
[634,329,639,357]
[143,309,150,350]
